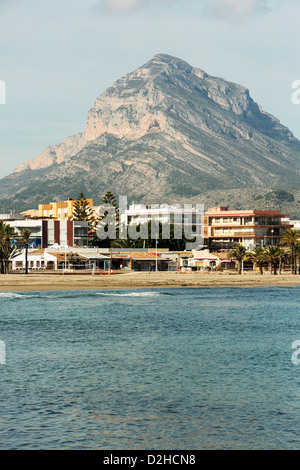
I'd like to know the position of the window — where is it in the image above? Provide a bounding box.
[244,217,253,225]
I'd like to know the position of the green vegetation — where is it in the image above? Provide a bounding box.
[228,244,247,274]
[0,222,18,274]
[92,191,120,248]
[72,192,94,228]
[281,228,300,274]
[263,245,284,275]
[265,190,295,203]
[112,221,193,251]
[245,246,266,275]
[92,189,195,250]
[229,229,300,275]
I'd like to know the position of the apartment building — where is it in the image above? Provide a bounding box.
[120,203,204,246]
[21,197,94,221]
[6,219,89,249]
[203,206,290,250]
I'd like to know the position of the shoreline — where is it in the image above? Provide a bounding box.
[1,271,300,291]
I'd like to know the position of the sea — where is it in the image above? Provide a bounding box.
[0,286,300,450]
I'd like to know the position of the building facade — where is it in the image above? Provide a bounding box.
[6,219,89,249]
[203,206,291,250]
[11,247,178,272]
[20,197,94,221]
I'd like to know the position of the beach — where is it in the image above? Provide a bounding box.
[1,271,300,291]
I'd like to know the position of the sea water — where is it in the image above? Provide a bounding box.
[0,287,300,450]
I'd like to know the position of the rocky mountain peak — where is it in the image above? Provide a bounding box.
[13,53,272,173]
[6,54,300,215]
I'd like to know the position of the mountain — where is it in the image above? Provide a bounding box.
[1,53,300,215]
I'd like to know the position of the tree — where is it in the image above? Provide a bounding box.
[229,244,247,274]
[93,191,119,248]
[111,221,192,251]
[102,191,118,210]
[277,247,285,275]
[2,244,19,274]
[0,221,5,273]
[246,247,266,275]
[99,191,119,226]
[281,228,300,274]
[294,243,300,275]
[19,228,32,275]
[0,222,18,274]
[264,245,282,275]
[72,192,94,227]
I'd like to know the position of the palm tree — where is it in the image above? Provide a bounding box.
[277,247,286,275]
[20,228,32,275]
[0,221,5,273]
[111,237,136,249]
[229,244,247,274]
[2,244,19,274]
[246,247,266,275]
[281,228,300,274]
[0,223,18,274]
[264,245,282,275]
[294,243,300,275]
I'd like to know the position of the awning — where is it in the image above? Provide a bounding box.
[80,253,110,260]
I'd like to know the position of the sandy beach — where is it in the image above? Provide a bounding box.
[1,271,300,291]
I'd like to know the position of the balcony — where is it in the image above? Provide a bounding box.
[232,231,255,236]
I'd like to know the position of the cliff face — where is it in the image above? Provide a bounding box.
[2,54,300,211]
[13,133,85,173]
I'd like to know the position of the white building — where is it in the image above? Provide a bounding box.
[288,220,300,232]
[0,214,25,221]
[12,250,58,271]
[119,203,204,249]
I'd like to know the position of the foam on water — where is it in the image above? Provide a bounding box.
[0,292,26,299]
[97,291,161,297]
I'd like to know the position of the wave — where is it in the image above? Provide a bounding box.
[0,292,27,299]
[0,290,175,301]
[97,291,162,297]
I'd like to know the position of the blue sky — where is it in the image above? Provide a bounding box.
[0,0,300,178]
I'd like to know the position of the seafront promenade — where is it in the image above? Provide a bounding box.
[1,271,300,291]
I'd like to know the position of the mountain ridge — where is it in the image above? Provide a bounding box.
[1,53,300,215]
